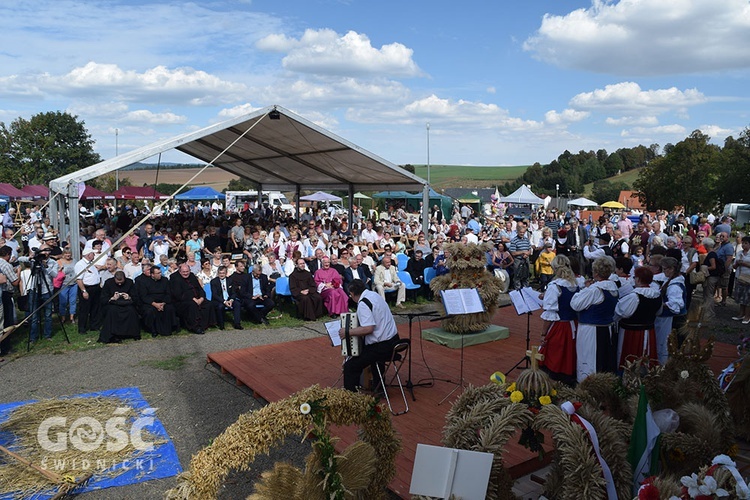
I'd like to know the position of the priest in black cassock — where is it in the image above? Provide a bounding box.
[139,266,178,336]
[170,263,215,334]
[99,271,141,343]
[289,257,324,321]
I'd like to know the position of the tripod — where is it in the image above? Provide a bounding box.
[26,254,69,351]
[393,310,439,401]
[438,316,466,406]
[507,312,532,373]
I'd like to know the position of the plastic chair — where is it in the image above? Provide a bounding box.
[398,271,421,303]
[423,267,437,299]
[375,340,410,415]
[396,253,409,272]
[274,276,294,309]
[423,267,436,285]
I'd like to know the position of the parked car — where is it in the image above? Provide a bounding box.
[505,206,533,220]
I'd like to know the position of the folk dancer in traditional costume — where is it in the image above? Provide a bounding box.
[615,267,662,368]
[654,257,686,364]
[538,255,579,385]
[570,256,619,382]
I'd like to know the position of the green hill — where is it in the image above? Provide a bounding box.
[411,165,530,190]
[582,168,643,196]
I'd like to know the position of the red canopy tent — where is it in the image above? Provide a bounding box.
[21,185,49,200]
[0,183,34,201]
[80,185,114,200]
[111,186,169,200]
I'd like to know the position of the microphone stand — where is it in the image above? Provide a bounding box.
[393,310,439,401]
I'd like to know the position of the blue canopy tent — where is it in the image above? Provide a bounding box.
[174,186,225,201]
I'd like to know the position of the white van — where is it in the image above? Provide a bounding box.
[225,190,295,214]
[723,203,748,219]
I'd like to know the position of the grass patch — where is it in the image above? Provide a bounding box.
[139,354,194,370]
[582,167,643,196]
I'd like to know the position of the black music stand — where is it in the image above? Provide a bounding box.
[505,287,542,373]
[436,288,485,405]
[393,310,439,401]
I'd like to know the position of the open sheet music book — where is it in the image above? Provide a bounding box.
[440,288,484,315]
[508,287,544,315]
[325,320,342,347]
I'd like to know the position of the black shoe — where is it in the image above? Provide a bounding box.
[218,324,225,330]
[233,323,242,329]
[194,328,205,335]
[261,318,269,325]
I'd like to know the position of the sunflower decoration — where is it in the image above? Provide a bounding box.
[502,380,558,457]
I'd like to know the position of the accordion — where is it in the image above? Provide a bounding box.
[340,312,363,357]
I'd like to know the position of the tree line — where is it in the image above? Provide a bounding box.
[499,144,658,204]
[633,129,750,213]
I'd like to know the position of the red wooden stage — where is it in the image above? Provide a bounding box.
[206,309,740,498]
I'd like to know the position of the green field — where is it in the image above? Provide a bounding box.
[582,168,643,196]
[412,164,530,190]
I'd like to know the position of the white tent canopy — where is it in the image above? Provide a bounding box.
[499,185,545,205]
[568,197,598,207]
[300,191,342,202]
[48,105,430,259]
[50,105,426,194]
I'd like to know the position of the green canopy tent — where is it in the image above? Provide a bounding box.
[373,189,452,219]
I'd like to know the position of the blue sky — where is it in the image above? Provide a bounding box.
[1,0,749,167]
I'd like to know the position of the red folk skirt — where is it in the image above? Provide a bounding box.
[618,326,657,368]
[539,320,577,377]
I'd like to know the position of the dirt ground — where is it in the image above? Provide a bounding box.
[0,324,325,499]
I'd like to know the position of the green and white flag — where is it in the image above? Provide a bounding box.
[628,385,661,495]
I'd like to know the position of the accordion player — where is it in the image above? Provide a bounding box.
[340,312,363,356]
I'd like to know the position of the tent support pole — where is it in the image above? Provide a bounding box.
[422,184,429,238]
[348,184,354,230]
[68,183,81,261]
[296,185,301,221]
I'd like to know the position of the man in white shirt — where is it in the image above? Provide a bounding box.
[339,279,400,391]
[465,227,479,244]
[75,249,103,334]
[361,221,378,245]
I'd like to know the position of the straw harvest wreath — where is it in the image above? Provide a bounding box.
[430,241,502,333]
[165,385,400,500]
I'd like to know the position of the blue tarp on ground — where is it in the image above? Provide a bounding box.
[175,186,225,201]
[0,387,182,499]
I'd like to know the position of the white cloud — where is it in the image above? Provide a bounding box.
[256,29,423,78]
[570,82,706,114]
[524,0,750,75]
[347,94,544,133]
[251,76,411,109]
[216,103,262,120]
[122,110,186,125]
[621,124,687,137]
[605,116,659,126]
[0,62,248,106]
[699,124,734,139]
[486,86,496,94]
[545,108,590,125]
